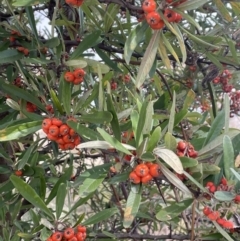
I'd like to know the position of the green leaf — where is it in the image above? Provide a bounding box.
[0,120,41,141]
[158,32,172,71]
[0,83,45,110]
[164,132,177,151]
[213,0,233,22]
[10,175,54,219]
[179,157,198,168]
[70,31,102,59]
[79,175,105,198]
[123,185,142,228]
[106,94,121,141]
[176,0,210,11]
[46,166,73,205]
[230,168,240,181]
[156,199,193,221]
[124,21,149,64]
[61,74,71,116]
[104,3,120,33]
[67,121,102,141]
[12,0,44,6]
[183,90,196,109]
[154,147,183,174]
[97,128,132,155]
[223,135,234,180]
[82,207,119,226]
[214,191,235,202]
[0,49,23,63]
[56,183,67,220]
[50,89,64,115]
[168,91,176,134]
[80,111,113,124]
[65,59,87,68]
[26,7,40,45]
[160,164,191,194]
[147,126,161,152]
[136,30,160,89]
[44,37,60,48]
[203,109,225,147]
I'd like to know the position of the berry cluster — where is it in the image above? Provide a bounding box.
[229,90,240,116]
[203,207,234,229]
[9,30,21,42]
[176,141,198,158]
[205,178,240,203]
[42,117,81,150]
[64,68,85,85]
[47,225,86,241]
[129,163,161,184]
[65,0,84,7]
[212,69,233,93]
[17,46,29,56]
[142,0,165,30]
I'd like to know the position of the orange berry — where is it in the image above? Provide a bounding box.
[142,0,156,13]
[164,8,177,22]
[207,211,220,221]
[64,72,75,82]
[149,163,161,177]
[146,11,161,26]
[59,124,70,136]
[141,174,153,184]
[222,220,234,229]
[209,185,216,193]
[77,225,86,233]
[73,77,84,85]
[14,170,23,176]
[69,128,76,136]
[203,206,212,216]
[17,46,25,52]
[177,141,187,151]
[52,118,63,127]
[74,135,81,146]
[134,163,149,177]
[221,177,227,185]
[23,48,29,56]
[64,143,75,150]
[56,137,65,145]
[63,228,75,240]
[42,118,52,129]
[234,195,240,204]
[217,218,226,226]
[48,125,60,137]
[76,232,83,241]
[42,127,49,134]
[47,133,58,141]
[129,171,141,184]
[63,134,74,143]
[9,36,15,42]
[206,181,214,188]
[68,236,78,241]
[58,144,65,150]
[73,68,85,78]
[51,231,63,241]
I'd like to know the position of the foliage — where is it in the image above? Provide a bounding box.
[1,0,240,240]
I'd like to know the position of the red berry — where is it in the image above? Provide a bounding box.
[222,220,234,229]
[203,206,212,216]
[220,177,227,186]
[141,174,153,184]
[64,143,75,150]
[48,125,60,137]
[64,72,75,82]
[206,182,214,188]
[234,195,240,204]
[177,141,187,151]
[209,185,216,193]
[129,171,141,184]
[14,170,23,176]
[217,218,226,226]
[164,9,177,22]
[63,228,75,240]
[146,11,161,26]
[42,118,52,129]
[77,225,86,233]
[134,163,149,177]
[73,77,84,85]
[149,20,165,30]
[207,211,220,221]
[51,231,63,241]
[142,0,156,13]
[149,163,161,177]
[73,68,85,79]
[52,118,63,127]
[111,82,117,90]
[59,124,70,136]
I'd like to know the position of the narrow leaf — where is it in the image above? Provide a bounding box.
[136,31,160,89]
[56,183,67,220]
[10,175,54,219]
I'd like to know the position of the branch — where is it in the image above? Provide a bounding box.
[92,232,191,240]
